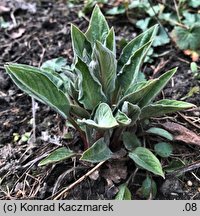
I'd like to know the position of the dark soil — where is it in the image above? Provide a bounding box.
[0,0,200,200]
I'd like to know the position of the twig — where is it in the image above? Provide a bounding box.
[31,97,37,143]
[147,0,171,39]
[167,160,200,177]
[173,0,181,23]
[53,161,105,200]
[177,111,200,130]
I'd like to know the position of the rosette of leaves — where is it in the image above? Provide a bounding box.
[5,6,195,180]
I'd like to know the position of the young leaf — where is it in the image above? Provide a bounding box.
[115,184,132,200]
[118,24,158,71]
[146,127,173,141]
[93,41,117,100]
[141,99,195,119]
[41,57,67,72]
[78,103,119,129]
[119,79,158,106]
[5,63,70,118]
[71,24,92,61]
[128,147,164,177]
[76,57,106,110]
[38,147,75,166]
[117,41,152,93]
[105,27,116,55]
[122,132,141,151]
[85,5,109,45]
[115,110,131,126]
[154,142,173,158]
[139,176,157,199]
[81,138,112,163]
[121,102,141,125]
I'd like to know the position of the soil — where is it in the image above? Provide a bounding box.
[0,0,200,200]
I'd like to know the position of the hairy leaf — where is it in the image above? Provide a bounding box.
[139,68,177,107]
[5,63,70,118]
[105,27,116,55]
[93,41,117,100]
[141,99,195,119]
[146,127,173,141]
[118,24,158,71]
[118,41,152,93]
[71,24,92,61]
[76,58,106,110]
[115,110,131,126]
[78,103,119,129]
[41,57,67,72]
[129,147,164,177]
[121,101,141,125]
[39,147,75,166]
[81,138,112,163]
[85,5,109,45]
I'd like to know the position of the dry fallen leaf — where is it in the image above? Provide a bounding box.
[101,161,127,183]
[162,122,200,146]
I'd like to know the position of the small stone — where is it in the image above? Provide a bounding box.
[187,180,193,187]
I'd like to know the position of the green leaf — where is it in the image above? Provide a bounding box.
[76,58,106,110]
[188,0,200,8]
[118,24,158,71]
[106,5,126,15]
[164,159,185,173]
[71,24,92,61]
[141,99,195,119]
[139,176,157,199]
[81,138,112,163]
[153,27,170,47]
[172,25,200,50]
[5,63,70,118]
[121,101,141,125]
[118,41,152,93]
[137,68,177,108]
[115,110,131,126]
[78,103,119,129]
[119,79,157,107]
[122,132,141,151]
[38,147,75,166]
[105,27,116,55]
[41,57,67,72]
[190,62,198,73]
[181,86,200,100]
[85,5,109,45]
[182,11,200,27]
[129,147,164,177]
[93,41,117,100]
[136,17,151,31]
[146,127,173,141]
[154,142,173,158]
[115,184,132,200]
